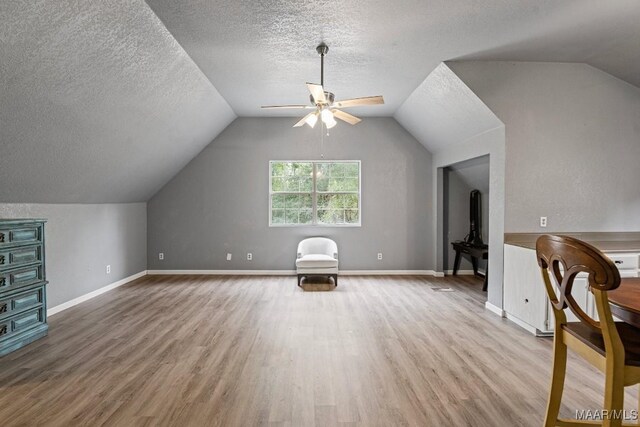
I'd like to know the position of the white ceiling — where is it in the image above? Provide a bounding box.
[145,0,640,117]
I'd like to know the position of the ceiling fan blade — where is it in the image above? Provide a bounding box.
[293,112,317,128]
[332,109,361,125]
[261,104,314,109]
[306,83,326,104]
[334,96,384,108]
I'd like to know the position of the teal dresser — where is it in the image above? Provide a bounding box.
[0,219,48,356]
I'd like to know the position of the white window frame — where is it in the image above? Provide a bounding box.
[269,160,362,227]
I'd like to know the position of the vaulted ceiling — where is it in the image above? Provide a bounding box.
[1,1,639,203]
[146,0,640,117]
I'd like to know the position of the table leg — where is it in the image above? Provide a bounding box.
[471,256,478,276]
[483,264,488,292]
[453,250,461,276]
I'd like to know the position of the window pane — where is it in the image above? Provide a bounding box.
[271,177,284,192]
[345,209,359,223]
[271,162,285,177]
[272,209,285,224]
[294,162,313,176]
[299,209,312,224]
[286,209,299,224]
[271,194,285,208]
[344,162,359,177]
[284,177,299,191]
[316,177,329,192]
[300,194,312,208]
[302,177,313,192]
[343,194,359,208]
[285,194,300,208]
[330,163,347,177]
[342,178,359,192]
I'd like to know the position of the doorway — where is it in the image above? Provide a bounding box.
[442,155,490,296]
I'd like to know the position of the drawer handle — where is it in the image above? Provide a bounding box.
[524,298,529,303]
[614,260,623,265]
[0,255,4,265]
[0,233,4,243]
[0,304,6,314]
[0,278,5,287]
[0,325,7,336]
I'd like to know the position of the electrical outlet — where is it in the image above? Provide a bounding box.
[247,253,252,261]
[159,252,164,260]
[106,265,111,274]
[226,253,232,261]
[540,216,548,228]
[377,252,383,260]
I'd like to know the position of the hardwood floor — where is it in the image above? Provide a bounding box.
[0,275,636,426]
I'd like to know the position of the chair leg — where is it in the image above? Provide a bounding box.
[333,274,338,287]
[297,274,303,287]
[603,361,625,427]
[637,384,640,425]
[544,334,568,427]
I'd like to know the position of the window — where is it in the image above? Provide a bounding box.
[270,161,361,226]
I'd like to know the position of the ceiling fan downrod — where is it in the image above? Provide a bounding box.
[316,43,329,87]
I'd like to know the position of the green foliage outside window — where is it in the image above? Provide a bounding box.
[270,161,360,226]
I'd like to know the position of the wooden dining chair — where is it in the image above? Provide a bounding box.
[536,234,640,427]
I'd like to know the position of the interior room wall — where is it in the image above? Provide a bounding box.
[0,203,147,308]
[147,117,433,271]
[449,61,640,232]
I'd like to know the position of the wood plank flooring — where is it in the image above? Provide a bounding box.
[0,275,637,426]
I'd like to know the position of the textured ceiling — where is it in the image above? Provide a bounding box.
[394,63,502,153]
[0,0,235,203]
[145,0,640,117]
[448,155,490,194]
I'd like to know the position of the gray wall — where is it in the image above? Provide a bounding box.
[148,117,433,271]
[0,203,147,307]
[450,61,640,232]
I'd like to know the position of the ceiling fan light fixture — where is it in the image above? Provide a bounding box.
[305,112,318,128]
[325,116,337,129]
[321,108,334,123]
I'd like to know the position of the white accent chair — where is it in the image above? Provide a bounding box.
[296,237,339,286]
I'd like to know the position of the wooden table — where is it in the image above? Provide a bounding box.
[451,241,489,291]
[608,278,640,328]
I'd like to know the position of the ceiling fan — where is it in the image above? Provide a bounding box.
[261,43,384,129]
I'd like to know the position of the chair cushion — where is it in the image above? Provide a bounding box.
[296,254,338,268]
[562,321,640,367]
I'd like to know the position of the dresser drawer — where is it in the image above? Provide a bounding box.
[0,285,45,320]
[0,306,46,343]
[608,254,639,271]
[0,245,42,271]
[0,224,43,248]
[0,264,44,291]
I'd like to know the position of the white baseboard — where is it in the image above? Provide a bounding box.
[147,269,297,275]
[48,270,147,317]
[340,270,436,276]
[147,269,439,276]
[484,301,505,317]
[444,269,487,276]
[444,270,475,275]
[504,313,541,335]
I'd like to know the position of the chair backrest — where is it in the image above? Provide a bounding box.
[297,237,338,258]
[536,234,620,330]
